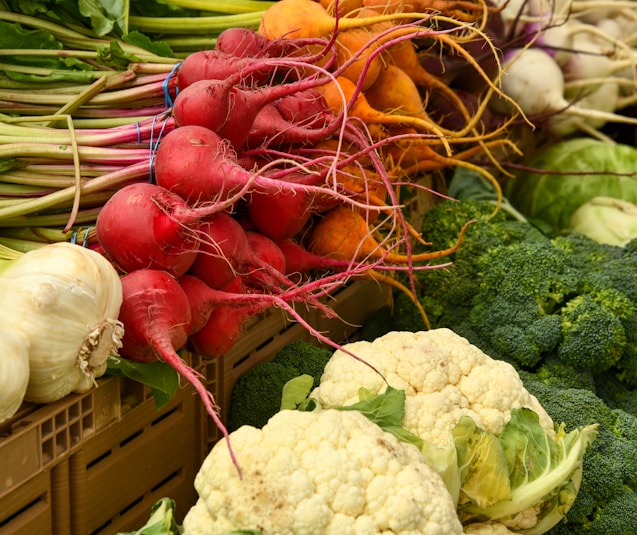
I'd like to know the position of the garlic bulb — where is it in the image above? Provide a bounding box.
[0,327,30,423]
[0,242,124,404]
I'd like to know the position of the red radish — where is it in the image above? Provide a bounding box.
[116,268,239,470]
[215,27,331,61]
[245,230,287,280]
[244,102,341,149]
[95,181,250,278]
[189,301,270,358]
[188,212,247,290]
[274,89,336,129]
[179,274,281,335]
[189,211,294,294]
[246,170,334,241]
[152,125,354,209]
[171,68,338,148]
[177,49,276,90]
[277,238,353,274]
[247,186,315,241]
[179,274,241,334]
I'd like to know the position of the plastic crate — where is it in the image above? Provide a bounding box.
[0,375,122,500]
[0,280,390,534]
[67,378,205,534]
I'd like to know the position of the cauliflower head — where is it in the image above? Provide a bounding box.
[182,408,463,535]
[313,329,555,446]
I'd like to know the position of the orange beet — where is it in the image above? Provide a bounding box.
[258,0,432,40]
[334,27,384,91]
[308,204,474,264]
[316,76,451,153]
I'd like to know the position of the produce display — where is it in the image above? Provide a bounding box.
[1,0,637,533]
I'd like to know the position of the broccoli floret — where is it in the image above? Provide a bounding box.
[409,199,547,331]
[228,361,300,431]
[519,374,637,534]
[227,341,333,431]
[467,239,576,369]
[532,356,597,392]
[595,369,637,412]
[407,199,637,386]
[558,294,627,373]
[270,340,332,386]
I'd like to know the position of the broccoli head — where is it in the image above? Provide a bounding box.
[410,198,547,331]
[467,239,576,368]
[558,294,627,373]
[228,341,333,431]
[519,373,637,534]
[406,199,637,386]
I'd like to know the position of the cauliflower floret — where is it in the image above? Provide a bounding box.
[182,409,463,535]
[314,329,555,446]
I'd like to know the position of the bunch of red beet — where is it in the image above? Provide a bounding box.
[94,27,416,444]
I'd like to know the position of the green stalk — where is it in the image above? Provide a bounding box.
[0,10,92,40]
[0,207,102,227]
[165,0,276,13]
[0,226,73,242]
[0,235,46,252]
[128,11,266,34]
[0,62,120,80]
[0,161,149,222]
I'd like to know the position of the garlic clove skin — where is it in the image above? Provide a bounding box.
[0,243,124,404]
[0,327,30,423]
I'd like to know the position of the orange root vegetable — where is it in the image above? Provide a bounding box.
[363,0,493,21]
[316,76,452,154]
[335,164,388,205]
[382,130,507,213]
[258,0,433,40]
[364,63,446,130]
[320,0,365,18]
[333,28,384,91]
[308,205,475,264]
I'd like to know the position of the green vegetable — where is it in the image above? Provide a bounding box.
[227,340,333,431]
[506,138,637,235]
[117,497,181,535]
[455,408,597,535]
[570,196,637,246]
[106,356,179,409]
[519,373,637,534]
[116,497,263,535]
[394,198,637,393]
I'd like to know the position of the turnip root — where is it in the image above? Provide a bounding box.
[490,47,637,135]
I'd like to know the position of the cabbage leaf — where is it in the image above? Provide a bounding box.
[507,138,637,234]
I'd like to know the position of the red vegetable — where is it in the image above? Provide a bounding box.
[153,124,348,208]
[189,301,269,359]
[116,268,237,467]
[171,64,336,148]
[95,181,243,278]
[188,212,290,293]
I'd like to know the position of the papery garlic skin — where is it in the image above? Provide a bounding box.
[0,242,124,404]
[0,327,30,423]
